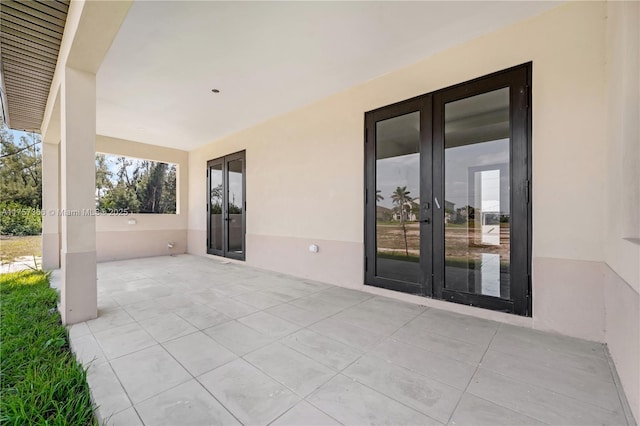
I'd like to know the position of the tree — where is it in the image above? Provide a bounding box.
[391,186,413,256]
[116,156,133,186]
[101,181,140,212]
[140,162,166,213]
[95,154,113,208]
[95,153,177,214]
[0,125,41,209]
[410,201,420,220]
[0,123,42,235]
[210,183,222,214]
[376,189,384,203]
[160,164,177,213]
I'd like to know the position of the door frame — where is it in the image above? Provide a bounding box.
[364,63,532,316]
[207,150,246,261]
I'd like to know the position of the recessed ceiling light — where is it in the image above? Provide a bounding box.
[211,89,220,93]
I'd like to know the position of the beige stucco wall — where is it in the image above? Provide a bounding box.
[604,1,640,420]
[185,2,639,415]
[96,136,189,261]
[190,0,608,327]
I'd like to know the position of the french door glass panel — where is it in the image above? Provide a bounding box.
[375,111,421,284]
[227,158,244,255]
[444,88,511,299]
[209,162,223,252]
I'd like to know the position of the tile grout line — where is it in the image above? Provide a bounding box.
[78,335,142,425]
[99,259,246,426]
[223,289,418,424]
[86,310,150,421]
[460,324,625,425]
[386,326,488,366]
[486,338,615,365]
[404,316,498,349]
[238,292,451,403]
[603,345,635,426]
[466,365,625,424]
[461,392,553,426]
[100,360,146,426]
[231,289,375,348]
[231,304,323,359]
[479,347,625,410]
[487,326,615,363]
[332,304,428,371]
[298,399,345,426]
[298,299,416,355]
[91,257,629,426]
[351,307,483,393]
[474,340,629,415]
[444,320,501,425]
[112,280,353,424]
[307,371,447,426]
[277,329,363,372]
[291,305,454,424]
[362,348,472,395]
[193,374,245,426]
[266,398,344,426]
[240,349,341,422]
[94,265,397,386]
[99,271,245,424]
[87,287,217,423]
[157,343,245,426]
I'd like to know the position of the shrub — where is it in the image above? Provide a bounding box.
[0,201,42,235]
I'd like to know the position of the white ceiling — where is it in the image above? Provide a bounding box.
[97,1,561,151]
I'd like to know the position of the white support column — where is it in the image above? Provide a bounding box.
[42,141,60,270]
[59,67,97,324]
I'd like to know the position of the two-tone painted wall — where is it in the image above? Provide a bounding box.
[95,136,189,261]
[185,2,638,418]
[603,0,640,419]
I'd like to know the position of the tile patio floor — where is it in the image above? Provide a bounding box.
[65,255,632,426]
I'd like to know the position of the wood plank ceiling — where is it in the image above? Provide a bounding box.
[1,0,69,131]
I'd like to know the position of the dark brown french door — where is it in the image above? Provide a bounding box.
[207,151,246,260]
[365,64,531,316]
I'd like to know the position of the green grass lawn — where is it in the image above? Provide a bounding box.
[0,235,42,264]
[0,270,95,425]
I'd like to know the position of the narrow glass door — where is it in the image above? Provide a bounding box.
[207,151,246,260]
[225,154,245,259]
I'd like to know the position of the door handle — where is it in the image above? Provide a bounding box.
[421,218,431,224]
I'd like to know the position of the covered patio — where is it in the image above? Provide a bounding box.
[1,0,638,423]
[63,255,631,425]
